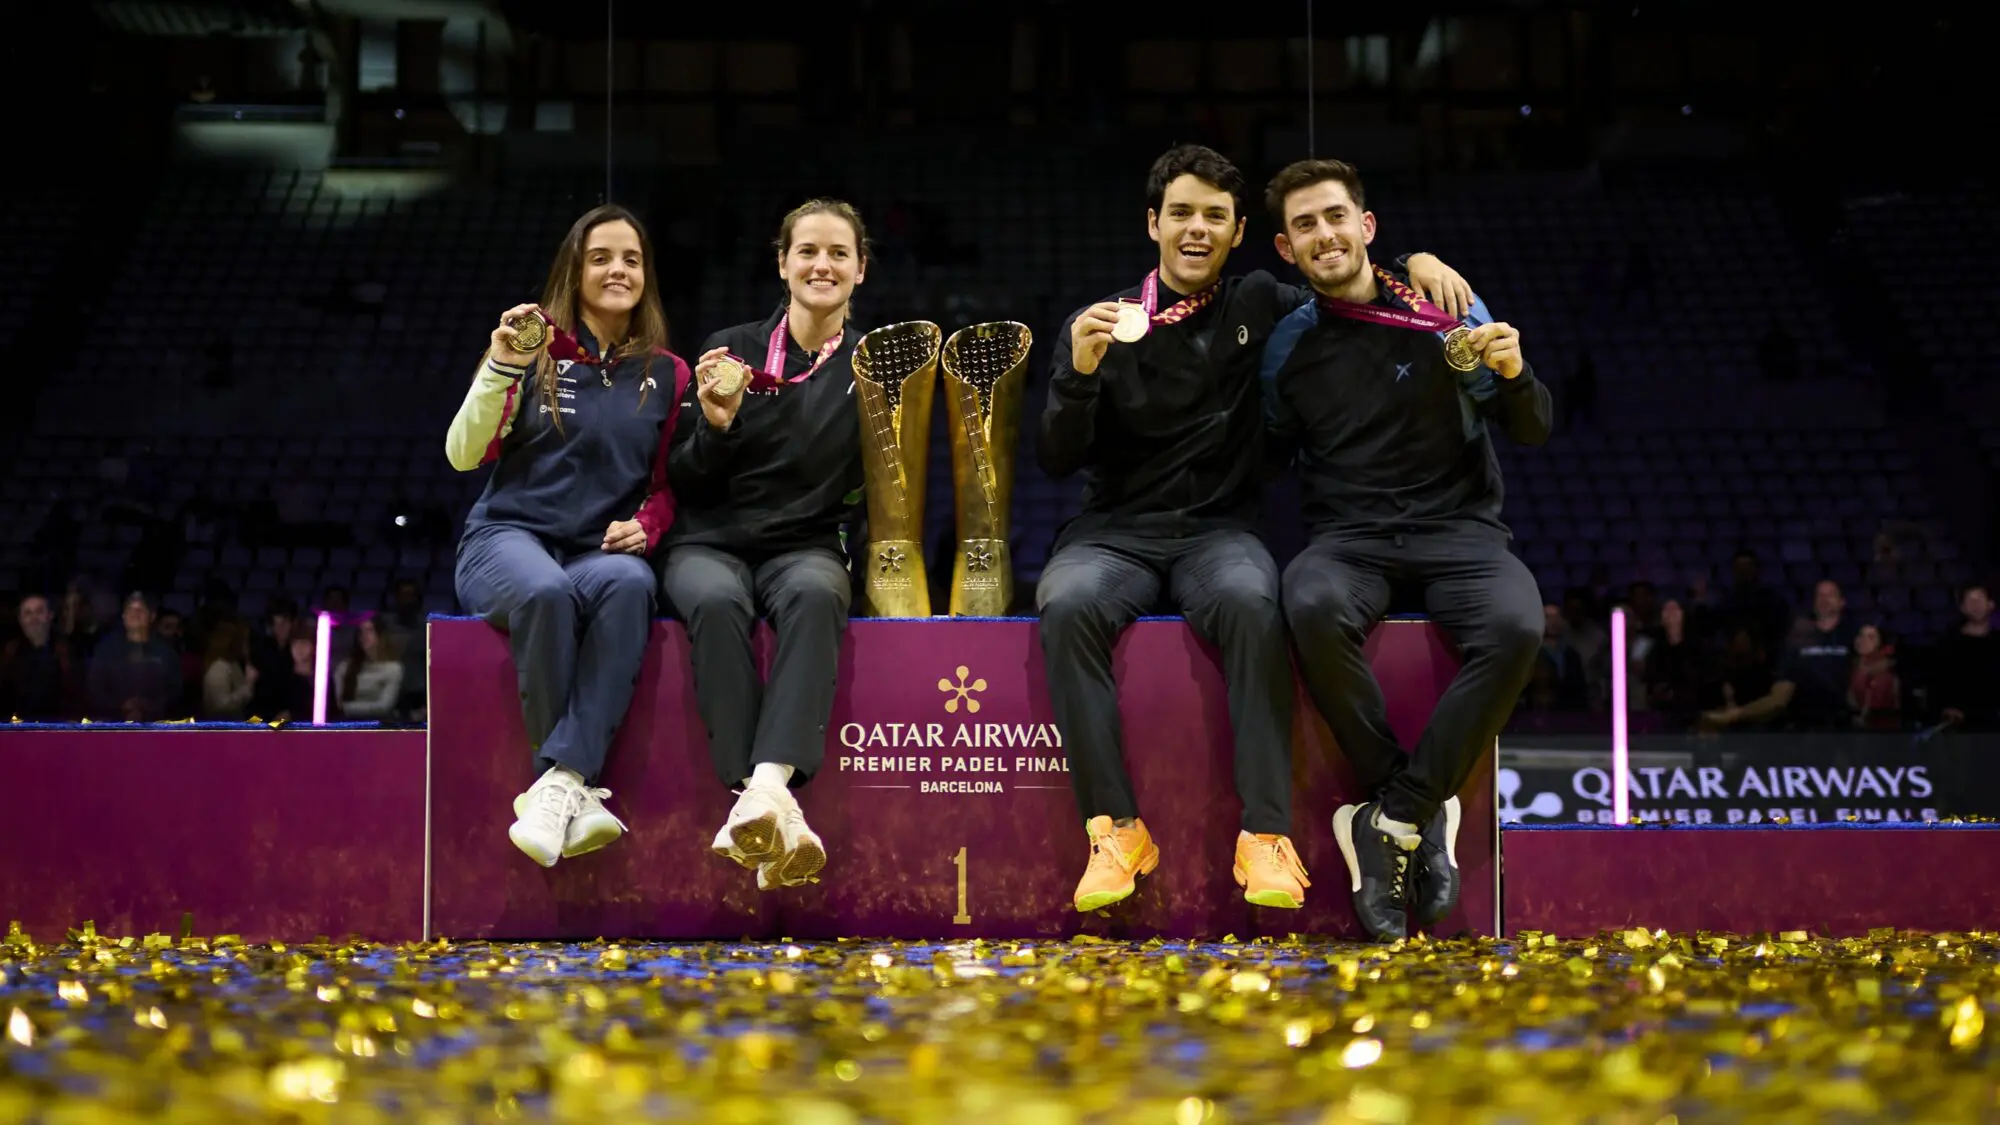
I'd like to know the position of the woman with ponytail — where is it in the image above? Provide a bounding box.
[662,199,872,891]
[446,204,691,868]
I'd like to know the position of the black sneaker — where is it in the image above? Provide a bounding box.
[1411,796,1462,931]
[1332,802,1418,942]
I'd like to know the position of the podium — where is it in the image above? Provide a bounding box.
[427,616,1497,941]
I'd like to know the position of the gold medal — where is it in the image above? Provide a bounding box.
[1111,303,1150,343]
[711,356,748,398]
[508,313,548,353]
[1442,326,1479,372]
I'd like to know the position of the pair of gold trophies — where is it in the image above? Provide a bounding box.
[847,320,1033,619]
[507,310,1034,619]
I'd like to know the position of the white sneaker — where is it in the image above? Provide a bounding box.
[509,767,585,867]
[712,787,788,869]
[513,783,628,858]
[757,794,826,890]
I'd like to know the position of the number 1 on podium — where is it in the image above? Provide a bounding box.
[952,846,971,924]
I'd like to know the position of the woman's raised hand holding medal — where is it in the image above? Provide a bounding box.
[490,303,546,367]
[693,346,750,431]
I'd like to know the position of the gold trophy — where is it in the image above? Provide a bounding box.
[940,321,1031,617]
[852,321,942,617]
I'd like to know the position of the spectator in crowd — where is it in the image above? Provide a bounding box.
[1561,588,1611,709]
[1703,579,1863,735]
[376,578,429,716]
[1848,623,1901,730]
[1716,549,1791,656]
[335,617,403,720]
[1640,597,1706,727]
[87,592,181,722]
[1700,626,1779,732]
[56,572,100,652]
[275,630,318,724]
[251,597,302,718]
[1537,604,1589,711]
[0,595,82,721]
[323,584,355,655]
[1932,583,1998,730]
[153,606,201,717]
[1625,581,1661,634]
[199,618,257,721]
[1776,579,1860,730]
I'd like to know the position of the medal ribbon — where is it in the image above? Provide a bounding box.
[1123,269,1217,327]
[1316,265,1463,334]
[520,307,627,368]
[765,311,844,385]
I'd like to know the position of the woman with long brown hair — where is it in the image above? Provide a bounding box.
[662,198,869,891]
[446,203,692,868]
[334,616,404,720]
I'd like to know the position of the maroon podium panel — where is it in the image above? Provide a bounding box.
[427,617,1496,941]
[1502,825,2000,937]
[0,728,426,943]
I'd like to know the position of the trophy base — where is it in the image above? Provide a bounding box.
[948,538,1013,617]
[863,539,931,618]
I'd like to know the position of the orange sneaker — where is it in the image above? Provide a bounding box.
[1233,831,1309,909]
[1072,815,1160,912]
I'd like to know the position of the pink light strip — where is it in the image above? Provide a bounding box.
[1611,606,1629,825]
[313,611,332,726]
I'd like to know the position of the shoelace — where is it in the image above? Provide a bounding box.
[1086,835,1126,874]
[1389,850,1408,898]
[530,782,586,832]
[1256,837,1305,881]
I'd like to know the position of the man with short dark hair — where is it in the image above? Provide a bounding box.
[1261,157,1551,941]
[1038,143,1475,914]
[1934,583,1998,730]
[87,592,183,722]
[0,594,81,720]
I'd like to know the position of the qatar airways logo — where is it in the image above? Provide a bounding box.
[834,664,1069,795]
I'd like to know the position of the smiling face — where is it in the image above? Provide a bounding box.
[1273,178,1376,293]
[1147,174,1243,293]
[579,219,644,322]
[778,211,865,316]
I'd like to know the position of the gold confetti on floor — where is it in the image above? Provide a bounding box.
[1,923,1995,1123]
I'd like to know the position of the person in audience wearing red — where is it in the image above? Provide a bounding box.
[1847,624,1901,729]
[446,204,692,868]
[1262,158,1551,941]
[0,595,83,721]
[87,592,182,722]
[335,617,404,720]
[662,199,870,892]
[1039,145,1474,916]
[1932,583,1998,731]
[199,618,257,721]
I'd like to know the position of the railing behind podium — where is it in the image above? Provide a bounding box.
[426,615,1498,941]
